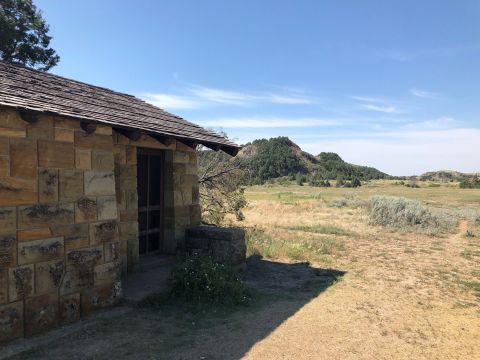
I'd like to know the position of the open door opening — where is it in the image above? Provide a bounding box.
[137,148,165,256]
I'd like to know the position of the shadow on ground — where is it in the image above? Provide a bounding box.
[1,257,345,360]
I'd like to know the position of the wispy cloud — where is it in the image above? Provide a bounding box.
[189,85,316,106]
[141,85,316,110]
[188,86,253,105]
[410,88,437,98]
[142,93,201,109]
[349,95,385,103]
[403,116,457,129]
[201,116,338,128]
[361,104,400,114]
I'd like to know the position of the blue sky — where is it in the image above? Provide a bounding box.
[36,0,479,175]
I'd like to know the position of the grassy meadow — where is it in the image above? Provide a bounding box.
[236,179,480,358]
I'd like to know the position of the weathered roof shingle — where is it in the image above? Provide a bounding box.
[0,61,239,153]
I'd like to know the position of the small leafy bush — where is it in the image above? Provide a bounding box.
[168,252,250,305]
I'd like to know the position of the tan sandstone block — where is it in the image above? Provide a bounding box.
[0,127,25,138]
[54,128,74,142]
[10,137,37,178]
[92,150,114,171]
[0,137,8,155]
[75,132,112,150]
[0,156,8,177]
[119,222,138,240]
[59,293,80,325]
[65,245,104,270]
[18,237,64,265]
[125,146,137,165]
[0,177,37,206]
[84,171,115,196]
[95,125,112,136]
[113,145,126,165]
[75,148,91,170]
[94,261,121,286]
[0,269,7,304]
[35,259,64,293]
[90,220,119,244]
[38,140,75,168]
[38,168,58,202]
[51,223,89,250]
[81,281,121,316]
[26,115,54,140]
[0,234,16,268]
[59,169,84,201]
[18,203,74,228]
[54,117,81,130]
[0,301,24,344]
[17,228,52,242]
[60,269,94,295]
[75,196,97,223]
[97,195,117,220]
[25,293,58,337]
[104,242,120,263]
[0,207,16,234]
[119,209,137,222]
[9,265,34,301]
[0,109,27,129]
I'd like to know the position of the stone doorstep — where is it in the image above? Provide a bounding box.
[121,254,176,304]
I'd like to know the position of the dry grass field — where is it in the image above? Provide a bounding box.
[3,180,480,359]
[241,180,480,359]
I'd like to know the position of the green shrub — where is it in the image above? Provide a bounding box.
[368,196,456,234]
[459,177,480,189]
[246,227,344,263]
[330,194,364,208]
[168,252,250,305]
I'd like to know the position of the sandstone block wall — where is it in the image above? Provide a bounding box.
[0,109,200,343]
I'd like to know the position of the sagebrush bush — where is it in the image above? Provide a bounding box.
[368,196,456,234]
[168,252,250,305]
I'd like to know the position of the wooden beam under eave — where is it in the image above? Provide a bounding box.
[178,139,198,150]
[19,109,39,124]
[201,143,222,151]
[222,146,239,157]
[114,128,142,141]
[80,121,97,134]
[152,135,174,147]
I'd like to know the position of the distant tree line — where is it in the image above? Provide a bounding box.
[459,176,480,189]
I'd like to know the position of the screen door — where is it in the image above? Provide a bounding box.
[137,148,165,255]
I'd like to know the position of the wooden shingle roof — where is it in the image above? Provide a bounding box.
[0,61,239,154]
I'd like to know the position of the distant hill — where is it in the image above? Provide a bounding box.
[199,136,389,184]
[418,170,480,182]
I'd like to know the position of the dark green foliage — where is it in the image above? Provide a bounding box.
[168,252,250,305]
[459,176,480,189]
[295,172,305,186]
[308,171,330,187]
[0,0,59,70]
[244,137,307,183]
[351,178,362,188]
[198,136,387,186]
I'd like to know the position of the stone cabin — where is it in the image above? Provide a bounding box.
[0,62,239,343]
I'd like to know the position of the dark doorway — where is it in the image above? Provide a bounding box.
[137,148,165,256]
